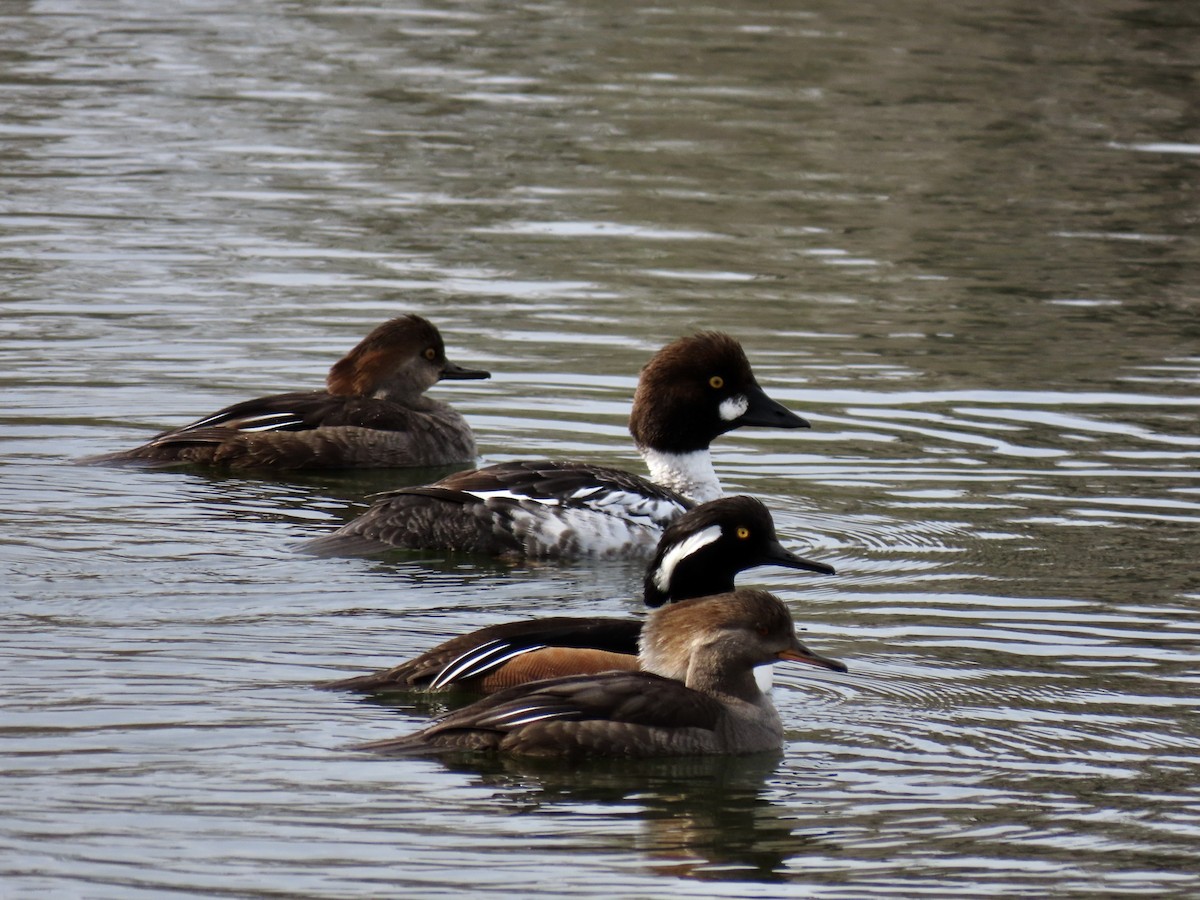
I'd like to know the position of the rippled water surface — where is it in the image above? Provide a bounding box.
[4,1,1200,897]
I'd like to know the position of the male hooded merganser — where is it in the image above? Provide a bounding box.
[304,331,807,559]
[325,496,835,694]
[80,315,489,469]
[356,589,846,758]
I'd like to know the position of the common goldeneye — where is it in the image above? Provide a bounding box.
[324,495,835,694]
[80,315,489,469]
[355,589,847,758]
[304,331,808,559]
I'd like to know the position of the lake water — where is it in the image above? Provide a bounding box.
[3,1,1199,896]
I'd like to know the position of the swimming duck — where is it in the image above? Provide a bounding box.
[356,589,846,758]
[80,315,489,469]
[324,495,835,694]
[304,331,807,559]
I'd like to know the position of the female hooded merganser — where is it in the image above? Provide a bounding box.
[325,496,835,694]
[356,589,846,758]
[304,331,808,559]
[80,315,489,470]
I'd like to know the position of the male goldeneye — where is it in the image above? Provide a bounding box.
[80,315,489,469]
[305,331,808,559]
[355,589,847,759]
[324,495,836,694]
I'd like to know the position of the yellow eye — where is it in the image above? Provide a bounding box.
[424,347,437,360]
[709,375,724,389]
[736,527,750,540]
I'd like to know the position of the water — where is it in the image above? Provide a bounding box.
[3,0,1200,896]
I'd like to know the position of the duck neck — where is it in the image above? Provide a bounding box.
[640,447,722,503]
[367,364,438,404]
[686,654,765,705]
[373,387,442,412]
[652,559,737,607]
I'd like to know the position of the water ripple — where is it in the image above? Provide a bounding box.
[2,0,1199,896]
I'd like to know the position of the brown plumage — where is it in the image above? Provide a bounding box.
[454,647,640,692]
[629,331,790,453]
[79,315,488,470]
[325,617,646,694]
[321,496,835,695]
[356,590,846,759]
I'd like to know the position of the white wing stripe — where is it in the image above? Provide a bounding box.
[237,416,306,432]
[185,411,304,432]
[483,706,575,728]
[431,641,547,689]
[495,711,568,727]
[470,489,561,506]
[431,640,505,688]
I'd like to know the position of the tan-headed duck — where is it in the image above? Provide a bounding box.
[356,589,845,758]
[325,496,834,695]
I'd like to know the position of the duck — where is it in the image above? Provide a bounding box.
[355,589,846,758]
[79,315,489,470]
[304,331,808,559]
[324,495,835,694]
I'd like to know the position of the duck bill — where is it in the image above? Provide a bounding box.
[778,641,847,673]
[762,537,836,576]
[737,382,810,429]
[440,359,491,380]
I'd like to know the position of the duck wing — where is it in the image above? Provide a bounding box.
[431,460,691,527]
[359,672,725,757]
[145,391,426,445]
[305,461,693,558]
[323,617,643,693]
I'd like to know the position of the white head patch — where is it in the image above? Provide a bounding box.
[718,394,749,422]
[652,524,722,592]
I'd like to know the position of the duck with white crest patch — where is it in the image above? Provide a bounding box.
[323,496,835,695]
[354,589,847,759]
[304,332,809,560]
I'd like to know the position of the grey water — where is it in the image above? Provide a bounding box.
[3,0,1200,896]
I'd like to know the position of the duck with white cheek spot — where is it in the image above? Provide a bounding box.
[305,332,809,560]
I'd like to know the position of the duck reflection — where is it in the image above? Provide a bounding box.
[435,751,818,882]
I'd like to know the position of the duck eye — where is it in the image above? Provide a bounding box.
[757,625,770,637]
[709,375,724,389]
[736,527,750,540]
[424,347,437,360]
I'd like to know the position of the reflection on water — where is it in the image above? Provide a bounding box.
[432,753,799,882]
[2,0,1199,897]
